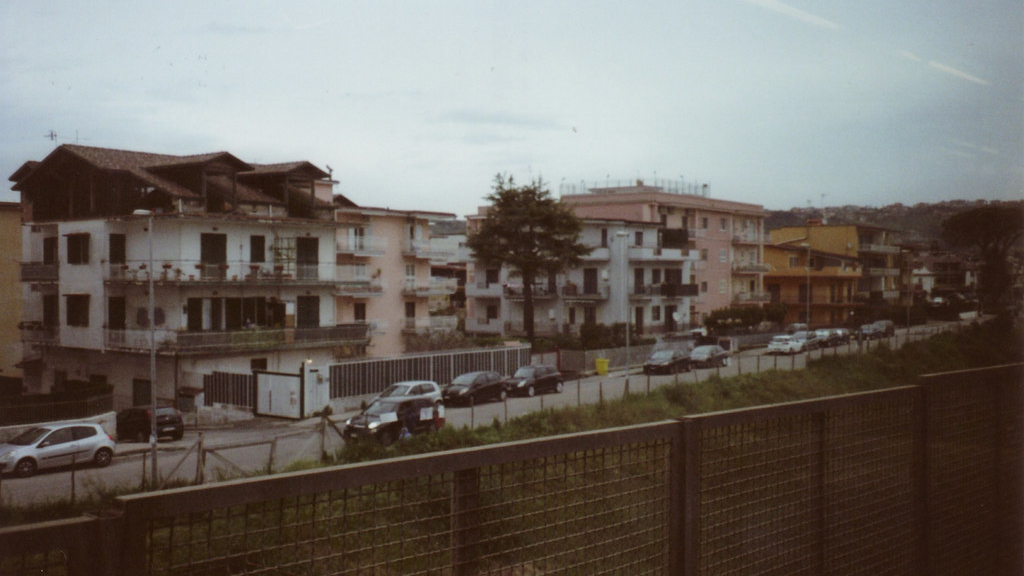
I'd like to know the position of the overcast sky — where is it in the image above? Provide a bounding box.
[2,0,1021,216]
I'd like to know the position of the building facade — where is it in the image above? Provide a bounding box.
[11,145,367,409]
[559,180,768,326]
[762,243,862,327]
[0,201,23,385]
[465,214,700,338]
[334,205,455,358]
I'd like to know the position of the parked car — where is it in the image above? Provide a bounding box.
[814,329,836,347]
[831,328,852,344]
[503,365,564,397]
[642,349,691,374]
[342,397,443,445]
[767,335,804,355]
[785,323,808,334]
[443,371,508,405]
[0,422,115,477]
[791,331,821,351]
[690,345,729,368]
[373,380,443,405]
[873,320,896,337]
[116,406,185,442]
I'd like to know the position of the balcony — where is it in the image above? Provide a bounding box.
[19,322,58,344]
[859,243,899,255]
[465,317,504,335]
[581,247,610,261]
[403,240,452,261]
[504,284,559,300]
[865,267,900,277]
[626,246,694,262]
[20,262,59,282]
[732,262,771,274]
[733,291,772,305]
[335,265,384,296]
[732,232,767,245]
[402,278,453,297]
[466,281,503,298]
[560,284,610,302]
[104,324,369,354]
[336,236,387,256]
[106,261,336,286]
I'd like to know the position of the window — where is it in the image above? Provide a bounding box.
[789,255,799,268]
[719,279,727,294]
[700,249,708,261]
[601,229,608,247]
[568,307,576,325]
[583,306,597,325]
[251,358,268,371]
[652,269,662,284]
[109,234,126,264]
[354,303,366,322]
[43,237,58,264]
[652,306,661,321]
[700,281,708,293]
[486,304,499,321]
[720,248,728,263]
[250,235,266,263]
[485,268,499,286]
[67,234,90,264]
[634,231,643,246]
[108,296,126,330]
[701,217,708,229]
[720,218,727,231]
[66,294,89,327]
[296,296,320,328]
[43,294,59,327]
[405,301,416,319]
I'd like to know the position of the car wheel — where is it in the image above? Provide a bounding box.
[555,381,564,393]
[94,447,113,468]
[526,385,535,397]
[14,458,37,478]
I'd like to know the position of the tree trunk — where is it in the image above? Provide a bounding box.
[522,273,535,345]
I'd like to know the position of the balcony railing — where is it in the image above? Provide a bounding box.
[104,324,369,354]
[106,261,336,285]
[403,240,452,261]
[336,236,387,256]
[504,284,559,299]
[560,284,610,301]
[859,243,899,255]
[19,322,58,344]
[866,267,900,277]
[335,266,384,296]
[466,281,503,298]
[732,262,771,274]
[20,262,59,282]
[733,291,772,304]
[731,232,767,245]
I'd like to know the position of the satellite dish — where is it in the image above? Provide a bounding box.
[672,312,681,322]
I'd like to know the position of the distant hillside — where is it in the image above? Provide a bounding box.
[766,199,1023,246]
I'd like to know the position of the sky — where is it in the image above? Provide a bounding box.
[1,0,1021,216]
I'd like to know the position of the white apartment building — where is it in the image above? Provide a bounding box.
[11,145,367,409]
[465,216,700,338]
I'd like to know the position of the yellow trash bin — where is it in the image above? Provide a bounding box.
[595,358,609,375]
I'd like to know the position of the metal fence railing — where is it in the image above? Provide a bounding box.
[1,364,1019,576]
[329,345,532,398]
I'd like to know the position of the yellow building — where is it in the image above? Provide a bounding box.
[764,222,867,327]
[0,201,23,383]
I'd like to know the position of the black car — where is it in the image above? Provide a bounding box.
[116,406,184,442]
[342,397,443,445]
[642,349,691,375]
[689,345,729,368]
[443,371,508,405]
[503,365,564,397]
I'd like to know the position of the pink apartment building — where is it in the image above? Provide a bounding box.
[560,180,768,326]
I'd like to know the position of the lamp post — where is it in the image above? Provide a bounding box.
[133,209,158,487]
[616,230,630,389]
[800,242,811,326]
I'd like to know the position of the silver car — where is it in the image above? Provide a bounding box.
[374,380,443,406]
[0,422,116,477]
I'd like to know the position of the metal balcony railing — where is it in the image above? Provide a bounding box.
[20,262,59,282]
[104,324,369,354]
[106,260,335,285]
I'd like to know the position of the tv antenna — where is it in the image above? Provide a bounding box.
[45,130,57,141]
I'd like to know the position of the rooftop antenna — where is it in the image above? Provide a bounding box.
[45,130,57,141]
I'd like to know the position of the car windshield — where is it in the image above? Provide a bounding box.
[378,384,412,397]
[156,407,178,416]
[772,336,791,342]
[513,367,537,378]
[363,401,400,417]
[451,373,479,386]
[7,427,50,446]
[649,350,676,360]
[692,346,715,356]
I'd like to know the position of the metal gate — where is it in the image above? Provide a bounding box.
[203,371,254,408]
[255,371,302,419]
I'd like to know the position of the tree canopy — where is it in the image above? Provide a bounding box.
[941,204,1024,311]
[466,175,592,343]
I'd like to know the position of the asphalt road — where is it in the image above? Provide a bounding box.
[0,324,956,507]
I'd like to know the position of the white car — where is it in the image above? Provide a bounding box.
[373,380,443,406]
[767,335,804,355]
[0,422,116,477]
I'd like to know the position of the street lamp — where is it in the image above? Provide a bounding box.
[616,231,630,389]
[800,242,811,326]
[133,209,158,488]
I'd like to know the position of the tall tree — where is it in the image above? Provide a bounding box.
[941,204,1024,311]
[467,175,592,344]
